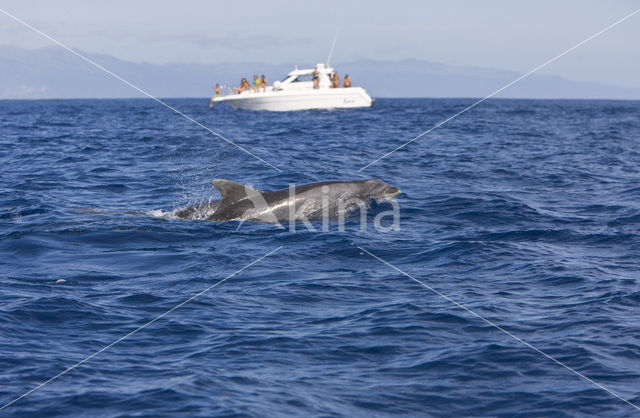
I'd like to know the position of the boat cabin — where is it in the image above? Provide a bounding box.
[272,63,334,91]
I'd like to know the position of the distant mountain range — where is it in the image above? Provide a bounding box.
[1,45,639,100]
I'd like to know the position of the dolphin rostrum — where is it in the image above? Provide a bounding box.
[175,179,401,223]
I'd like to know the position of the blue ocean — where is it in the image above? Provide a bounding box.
[1,98,639,417]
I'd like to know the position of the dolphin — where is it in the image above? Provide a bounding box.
[175,179,401,223]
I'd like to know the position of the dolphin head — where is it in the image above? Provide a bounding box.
[362,179,401,200]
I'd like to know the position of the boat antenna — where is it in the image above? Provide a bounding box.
[326,27,341,67]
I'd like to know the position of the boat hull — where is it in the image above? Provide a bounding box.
[214,87,372,111]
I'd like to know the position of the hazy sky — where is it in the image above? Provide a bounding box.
[1,0,639,87]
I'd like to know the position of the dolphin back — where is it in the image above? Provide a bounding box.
[212,179,261,203]
[210,179,279,222]
[176,178,400,223]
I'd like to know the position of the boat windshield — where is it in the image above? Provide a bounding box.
[291,74,313,82]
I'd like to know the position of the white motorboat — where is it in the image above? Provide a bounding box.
[212,63,372,112]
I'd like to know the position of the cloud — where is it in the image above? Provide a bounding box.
[171,31,312,50]
[0,20,23,31]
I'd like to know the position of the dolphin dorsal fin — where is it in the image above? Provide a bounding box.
[212,179,260,202]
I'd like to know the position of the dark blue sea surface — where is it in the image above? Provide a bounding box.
[1,98,640,417]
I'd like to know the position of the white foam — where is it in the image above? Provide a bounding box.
[146,209,179,220]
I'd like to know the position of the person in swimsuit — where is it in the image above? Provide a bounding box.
[331,72,340,88]
[343,74,351,88]
[312,66,320,89]
[253,75,260,92]
[209,83,222,107]
[235,78,249,94]
[260,75,267,92]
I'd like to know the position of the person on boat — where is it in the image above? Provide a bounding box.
[253,75,260,92]
[260,75,267,92]
[312,66,320,89]
[343,74,351,88]
[209,83,222,107]
[331,72,340,88]
[235,78,249,94]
